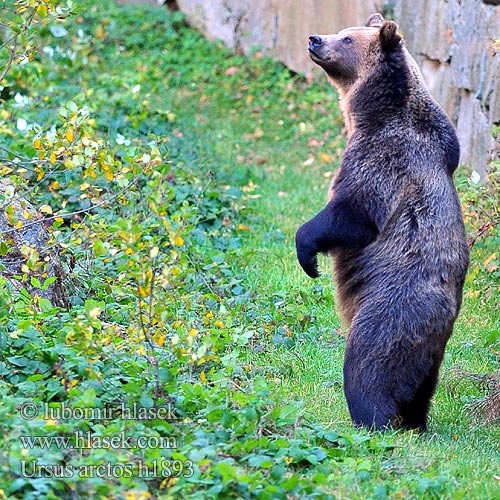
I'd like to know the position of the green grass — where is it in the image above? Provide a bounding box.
[0,1,499,498]
[155,8,500,498]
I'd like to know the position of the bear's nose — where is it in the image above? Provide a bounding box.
[309,35,323,49]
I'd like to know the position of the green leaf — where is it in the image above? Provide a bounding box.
[30,277,41,288]
[7,356,29,367]
[216,462,237,482]
[139,393,154,408]
[38,298,53,312]
[78,387,96,408]
[281,474,299,490]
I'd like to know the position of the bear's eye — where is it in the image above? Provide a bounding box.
[342,36,352,44]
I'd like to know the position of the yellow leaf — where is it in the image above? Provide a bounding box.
[319,152,333,163]
[157,335,166,347]
[36,3,48,17]
[36,168,44,181]
[237,224,250,231]
[89,307,102,318]
[65,128,74,142]
[253,127,264,138]
[215,320,225,329]
[105,170,114,181]
[50,152,57,164]
[124,491,151,500]
[96,23,105,40]
[64,158,75,169]
[173,236,184,246]
[484,253,497,268]
[200,371,207,383]
[39,204,53,215]
[33,138,42,150]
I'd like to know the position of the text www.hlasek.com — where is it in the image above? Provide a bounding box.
[20,431,176,450]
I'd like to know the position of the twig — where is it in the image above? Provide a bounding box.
[468,221,500,249]
[0,4,38,82]
[137,264,162,404]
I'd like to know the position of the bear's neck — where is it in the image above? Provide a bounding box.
[336,48,428,137]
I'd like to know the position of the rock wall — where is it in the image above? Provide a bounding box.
[394,0,500,177]
[174,0,500,176]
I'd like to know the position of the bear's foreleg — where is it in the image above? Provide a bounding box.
[295,198,378,278]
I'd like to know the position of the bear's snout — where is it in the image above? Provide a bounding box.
[309,35,324,49]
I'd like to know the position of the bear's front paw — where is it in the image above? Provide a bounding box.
[295,223,321,278]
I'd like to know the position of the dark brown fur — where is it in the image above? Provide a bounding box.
[296,15,469,431]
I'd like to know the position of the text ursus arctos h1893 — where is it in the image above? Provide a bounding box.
[296,13,469,431]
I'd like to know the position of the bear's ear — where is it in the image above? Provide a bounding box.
[365,13,384,27]
[380,20,401,51]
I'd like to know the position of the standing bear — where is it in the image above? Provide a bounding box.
[295,13,469,431]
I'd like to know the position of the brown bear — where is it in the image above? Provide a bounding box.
[295,13,469,431]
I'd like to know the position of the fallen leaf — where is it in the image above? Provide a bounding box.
[319,152,333,163]
[308,137,322,147]
[225,66,240,76]
[302,156,315,166]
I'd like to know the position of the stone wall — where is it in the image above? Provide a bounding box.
[127,0,500,176]
[394,0,500,177]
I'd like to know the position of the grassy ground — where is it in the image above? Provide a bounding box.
[1,1,499,498]
[157,9,500,499]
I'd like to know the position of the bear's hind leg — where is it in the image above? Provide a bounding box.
[399,361,441,432]
[344,383,399,431]
[344,346,400,430]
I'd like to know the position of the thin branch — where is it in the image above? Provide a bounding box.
[468,221,500,249]
[0,4,38,82]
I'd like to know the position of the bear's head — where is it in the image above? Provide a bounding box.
[308,13,402,88]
